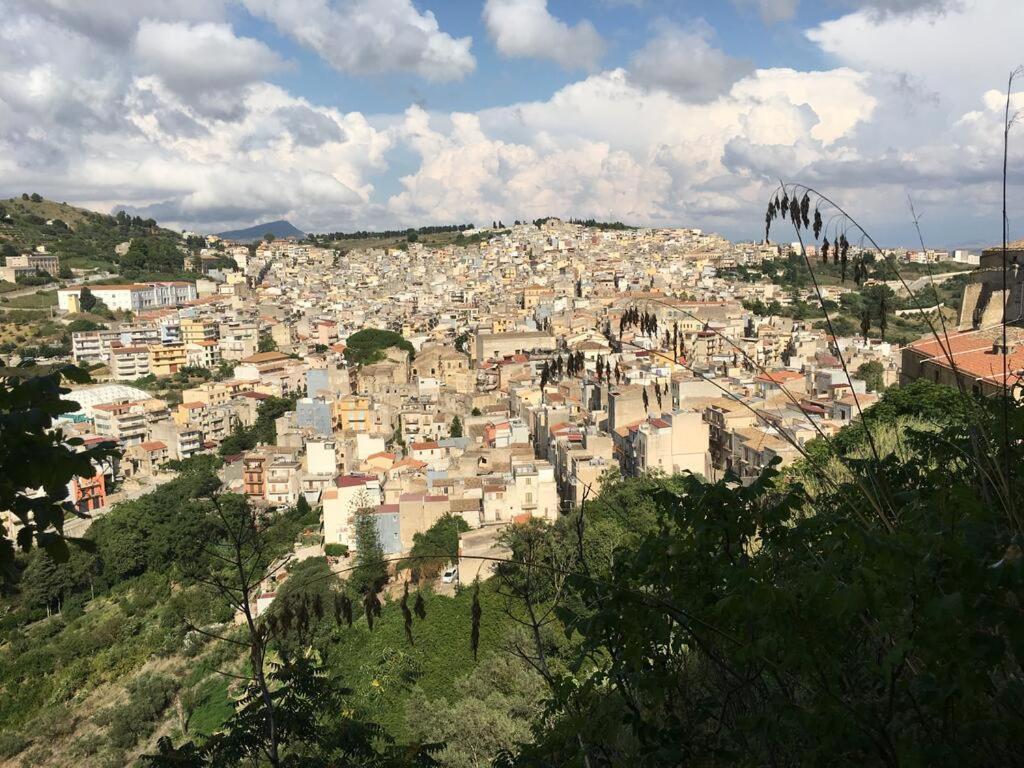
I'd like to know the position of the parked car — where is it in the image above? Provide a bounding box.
[442,566,458,584]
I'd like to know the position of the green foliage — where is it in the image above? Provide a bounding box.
[218,395,297,456]
[65,317,105,333]
[98,672,178,749]
[258,334,278,353]
[855,359,885,392]
[78,285,96,312]
[0,365,118,579]
[502,384,1024,767]
[120,236,184,277]
[325,543,349,558]
[352,510,388,595]
[449,415,463,438]
[406,653,544,768]
[399,514,469,582]
[344,328,414,367]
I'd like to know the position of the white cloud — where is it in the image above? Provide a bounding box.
[483,0,605,71]
[389,67,878,229]
[242,0,475,82]
[9,0,227,44]
[134,21,286,117]
[808,0,1024,111]
[628,21,752,103]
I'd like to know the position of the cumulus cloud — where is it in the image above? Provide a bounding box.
[8,0,227,44]
[732,0,956,23]
[483,0,605,71]
[242,0,475,82]
[807,0,1023,111]
[133,21,286,117]
[628,21,752,103]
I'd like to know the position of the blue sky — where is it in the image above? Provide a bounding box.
[1,0,1022,246]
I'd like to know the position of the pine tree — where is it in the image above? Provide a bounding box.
[352,509,387,595]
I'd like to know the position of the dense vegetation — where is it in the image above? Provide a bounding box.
[0,455,320,765]
[343,328,415,367]
[0,197,187,275]
[312,224,474,241]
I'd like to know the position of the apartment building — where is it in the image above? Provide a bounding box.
[186,339,222,369]
[91,398,170,446]
[180,317,219,345]
[148,343,188,376]
[58,281,198,313]
[72,324,161,363]
[108,345,151,380]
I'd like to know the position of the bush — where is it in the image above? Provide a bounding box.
[325,543,349,557]
[0,731,28,759]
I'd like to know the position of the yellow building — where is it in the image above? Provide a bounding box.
[180,317,219,346]
[332,393,371,433]
[148,343,188,376]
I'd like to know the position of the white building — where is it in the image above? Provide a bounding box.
[58,281,197,313]
[322,475,381,548]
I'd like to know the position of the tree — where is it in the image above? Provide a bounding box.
[78,286,96,312]
[450,415,463,438]
[264,232,276,243]
[29,193,42,203]
[258,335,278,353]
[0,365,117,580]
[471,407,482,417]
[58,264,73,279]
[343,329,414,367]
[351,509,387,596]
[860,309,871,342]
[399,513,470,582]
[855,360,885,392]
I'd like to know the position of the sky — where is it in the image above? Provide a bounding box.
[1,0,1023,247]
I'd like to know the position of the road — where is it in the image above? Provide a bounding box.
[882,270,971,295]
[2,271,114,300]
[64,472,176,538]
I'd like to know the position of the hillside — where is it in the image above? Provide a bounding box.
[217,219,304,242]
[0,195,187,275]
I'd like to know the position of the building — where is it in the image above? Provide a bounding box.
[149,343,188,376]
[57,281,197,313]
[1,250,60,282]
[72,324,162,364]
[297,398,333,436]
[323,475,381,548]
[901,326,1024,398]
[108,345,151,380]
[474,331,557,362]
[186,339,222,370]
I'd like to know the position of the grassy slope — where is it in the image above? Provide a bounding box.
[322,582,514,740]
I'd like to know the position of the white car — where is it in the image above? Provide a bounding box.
[442,566,458,584]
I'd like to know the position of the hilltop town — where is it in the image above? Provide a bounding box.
[5,212,1019,584]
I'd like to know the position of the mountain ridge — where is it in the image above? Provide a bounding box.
[216,220,305,242]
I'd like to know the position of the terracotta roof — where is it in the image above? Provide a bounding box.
[138,440,167,451]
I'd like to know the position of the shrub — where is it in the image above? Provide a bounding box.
[325,543,349,557]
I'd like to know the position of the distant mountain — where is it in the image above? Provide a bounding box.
[216,220,305,243]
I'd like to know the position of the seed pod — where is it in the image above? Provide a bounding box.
[800,193,810,228]
[781,192,789,211]
[812,209,822,239]
[414,590,427,620]
[401,583,414,646]
[821,238,830,263]
[790,197,800,227]
[363,590,381,631]
[470,582,482,660]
